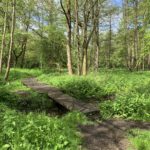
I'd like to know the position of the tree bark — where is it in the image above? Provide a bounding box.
[20,36,28,68]
[75,0,81,75]
[107,13,112,68]
[0,2,8,74]
[94,1,100,72]
[148,54,150,70]
[94,32,100,71]
[134,0,139,70]
[60,0,73,75]
[4,0,16,81]
[123,0,131,69]
[82,47,88,75]
[82,0,97,75]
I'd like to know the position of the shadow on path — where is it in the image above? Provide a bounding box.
[79,120,150,150]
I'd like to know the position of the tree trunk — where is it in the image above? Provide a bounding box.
[0,2,8,74]
[81,0,97,75]
[95,38,99,71]
[20,37,28,68]
[94,1,100,72]
[148,54,150,70]
[142,56,145,71]
[82,21,88,75]
[4,0,16,81]
[82,47,88,75]
[60,0,73,75]
[131,46,135,69]
[66,26,73,75]
[123,0,131,69]
[20,13,30,68]
[134,0,139,70]
[75,0,81,75]
[107,14,112,68]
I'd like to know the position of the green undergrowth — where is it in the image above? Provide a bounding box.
[100,92,150,121]
[0,68,150,149]
[38,74,113,101]
[0,69,89,149]
[0,88,53,113]
[0,107,87,150]
[0,88,88,150]
[1,68,150,121]
[128,129,150,150]
[38,69,150,121]
[0,68,43,91]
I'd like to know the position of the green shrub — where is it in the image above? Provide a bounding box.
[0,90,88,150]
[100,93,150,121]
[58,78,106,100]
[128,129,150,150]
[0,111,87,150]
[0,85,88,150]
[16,92,53,112]
[0,88,53,113]
[0,88,18,108]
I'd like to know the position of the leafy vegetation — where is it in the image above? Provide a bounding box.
[0,69,88,150]
[0,69,150,149]
[100,92,150,121]
[0,107,87,150]
[128,129,150,150]
[38,69,150,121]
[0,89,53,113]
[0,0,150,149]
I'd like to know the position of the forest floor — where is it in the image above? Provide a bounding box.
[0,68,150,150]
[79,120,150,150]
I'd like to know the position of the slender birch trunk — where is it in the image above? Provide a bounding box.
[0,2,8,74]
[4,0,16,81]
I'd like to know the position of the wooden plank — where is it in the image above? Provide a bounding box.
[22,78,99,114]
[22,78,59,94]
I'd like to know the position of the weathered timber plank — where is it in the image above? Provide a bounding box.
[22,78,99,114]
[48,93,98,113]
[22,78,59,94]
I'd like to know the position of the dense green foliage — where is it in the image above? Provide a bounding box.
[38,69,150,121]
[38,75,107,100]
[1,0,150,149]
[128,129,150,150]
[0,107,87,150]
[0,89,52,113]
[0,69,88,150]
[0,69,150,149]
[1,0,150,72]
[100,92,150,120]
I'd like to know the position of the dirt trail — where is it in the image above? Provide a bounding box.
[79,120,150,150]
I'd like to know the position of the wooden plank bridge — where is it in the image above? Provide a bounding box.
[22,78,99,114]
